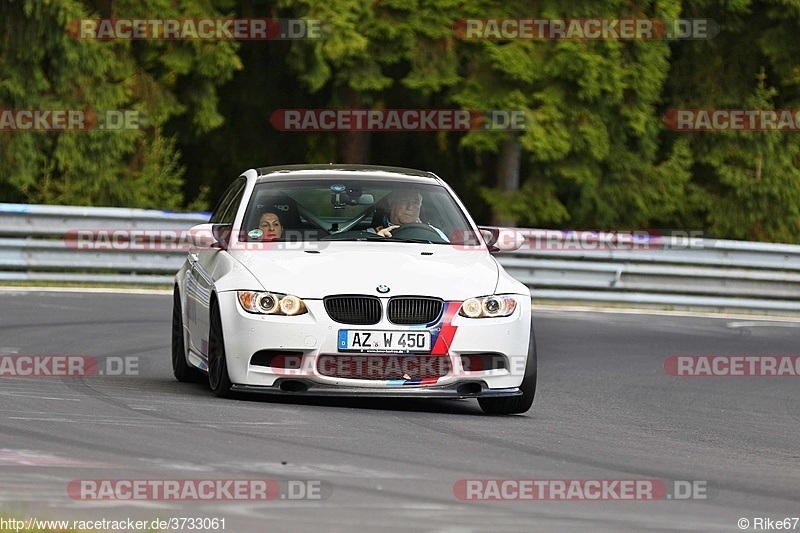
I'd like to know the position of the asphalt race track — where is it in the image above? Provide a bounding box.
[0,290,798,532]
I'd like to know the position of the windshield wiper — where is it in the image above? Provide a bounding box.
[321,234,381,241]
[320,234,435,244]
[387,237,434,244]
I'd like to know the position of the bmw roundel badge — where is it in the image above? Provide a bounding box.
[376,285,390,294]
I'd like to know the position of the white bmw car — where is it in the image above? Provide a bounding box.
[172,165,536,414]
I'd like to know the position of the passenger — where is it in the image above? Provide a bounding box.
[258,212,283,241]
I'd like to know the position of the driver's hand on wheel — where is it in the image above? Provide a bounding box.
[377,225,399,238]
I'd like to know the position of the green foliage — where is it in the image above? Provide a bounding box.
[453,0,682,228]
[279,0,392,95]
[663,0,800,242]
[690,71,800,241]
[0,0,240,209]
[481,179,570,226]
[3,0,800,243]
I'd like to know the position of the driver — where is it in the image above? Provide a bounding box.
[374,190,447,239]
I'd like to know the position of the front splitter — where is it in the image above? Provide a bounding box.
[231,380,521,399]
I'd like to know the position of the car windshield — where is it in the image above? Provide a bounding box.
[240,178,481,245]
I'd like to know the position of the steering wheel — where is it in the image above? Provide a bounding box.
[389,223,446,242]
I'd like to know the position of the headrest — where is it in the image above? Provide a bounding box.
[251,194,302,230]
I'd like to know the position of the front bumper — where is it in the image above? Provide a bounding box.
[216,291,532,392]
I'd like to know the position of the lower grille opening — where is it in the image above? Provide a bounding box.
[460,353,508,372]
[278,379,309,392]
[456,382,483,395]
[316,354,451,380]
[250,350,304,369]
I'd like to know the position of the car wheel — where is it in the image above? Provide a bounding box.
[478,320,537,415]
[172,287,202,383]
[208,299,235,398]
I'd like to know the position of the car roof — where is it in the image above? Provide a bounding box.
[254,164,441,184]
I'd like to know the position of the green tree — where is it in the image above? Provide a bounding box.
[278,0,464,163]
[688,70,800,241]
[0,0,241,209]
[663,0,800,242]
[453,0,692,228]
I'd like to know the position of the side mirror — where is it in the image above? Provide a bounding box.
[480,228,495,246]
[186,223,231,249]
[478,226,525,252]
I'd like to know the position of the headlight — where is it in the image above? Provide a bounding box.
[459,295,517,318]
[237,291,307,316]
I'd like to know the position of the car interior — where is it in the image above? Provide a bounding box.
[240,182,469,244]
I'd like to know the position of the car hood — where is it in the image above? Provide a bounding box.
[229,242,499,300]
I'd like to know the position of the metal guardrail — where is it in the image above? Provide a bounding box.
[2,203,799,315]
[0,203,208,285]
[497,230,800,314]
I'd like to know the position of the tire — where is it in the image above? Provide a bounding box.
[478,321,537,415]
[172,287,202,383]
[208,298,235,398]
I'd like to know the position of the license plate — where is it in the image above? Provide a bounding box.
[338,330,431,353]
